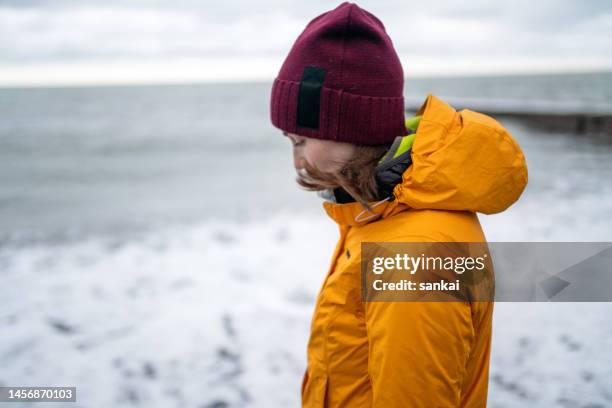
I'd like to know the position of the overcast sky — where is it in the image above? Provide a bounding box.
[1,0,611,86]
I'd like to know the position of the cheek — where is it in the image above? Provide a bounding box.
[303,141,333,170]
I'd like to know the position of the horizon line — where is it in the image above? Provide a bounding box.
[1,68,611,91]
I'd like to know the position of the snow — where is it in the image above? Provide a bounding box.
[1,206,611,407]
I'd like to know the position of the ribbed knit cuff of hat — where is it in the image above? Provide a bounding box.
[270,78,406,145]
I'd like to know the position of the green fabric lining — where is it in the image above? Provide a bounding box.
[392,133,415,159]
[405,115,422,132]
[390,114,420,158]
[377,114,421,164]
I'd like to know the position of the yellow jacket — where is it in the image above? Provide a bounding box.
[302,94,528,407]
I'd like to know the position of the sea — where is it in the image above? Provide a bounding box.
[1,72,612,407]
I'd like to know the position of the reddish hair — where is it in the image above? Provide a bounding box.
[295,144,390,212]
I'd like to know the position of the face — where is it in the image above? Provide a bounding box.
[283,131,356,173]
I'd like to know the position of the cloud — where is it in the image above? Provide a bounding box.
[0,6,304,61]
[0,0,610,85]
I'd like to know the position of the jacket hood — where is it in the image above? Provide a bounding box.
[323,93,528,226]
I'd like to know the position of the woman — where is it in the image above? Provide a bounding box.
[269,2,528,407]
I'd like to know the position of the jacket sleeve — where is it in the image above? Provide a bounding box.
[364,291,476,407]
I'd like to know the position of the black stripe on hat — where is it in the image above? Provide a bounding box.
[297,65,326,129]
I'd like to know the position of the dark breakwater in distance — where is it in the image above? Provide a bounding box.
[406,100,612,135]
[404,71,612,136]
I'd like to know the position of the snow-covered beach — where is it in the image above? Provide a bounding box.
[2,211,612,407]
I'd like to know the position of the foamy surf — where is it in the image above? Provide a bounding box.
[2,208,612,406]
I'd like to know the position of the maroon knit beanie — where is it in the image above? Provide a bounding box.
[270,1,406,146]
